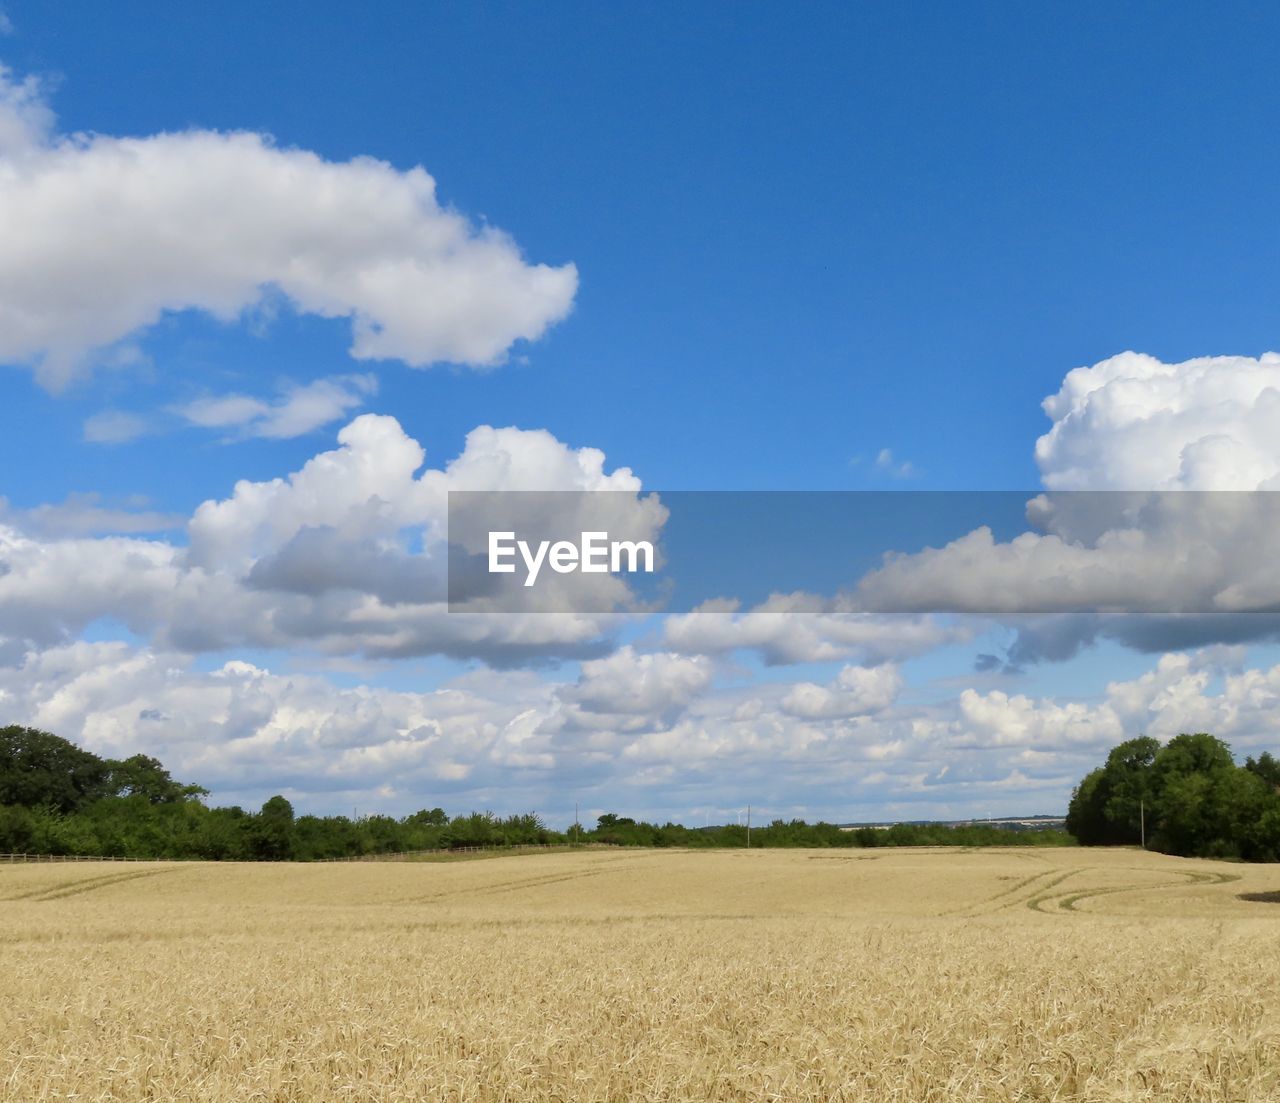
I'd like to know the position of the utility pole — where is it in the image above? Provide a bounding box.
[574,801,579,847]
[1140,798,1145,849]
[746,804,751,849]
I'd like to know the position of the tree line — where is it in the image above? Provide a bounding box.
[589,812,1072,850]
[0,725,562,860]
[1067,733,1280,860]
[0,725,1077,859]
[12,724,1280,862]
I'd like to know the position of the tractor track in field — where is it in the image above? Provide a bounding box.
[401,854,655,905]
[2,866,180,902]
[942,867,1077,917]
[1026,868,1242,914]
[943,861,1244,918]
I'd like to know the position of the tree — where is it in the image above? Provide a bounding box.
[1066,737,1159,846]
[1101,736,1159,844]
[443,811,503,849]
[1069,732,1280,861]
[249,795,296,860]
[1152,733,1234,784]
[1245,751,1280,791]
[0,725,112,813]
[106,754,207,804]
[1066,768,1111,845]
[0,804,37,852]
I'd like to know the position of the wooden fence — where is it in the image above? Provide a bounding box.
[0,842,595,864]
[312,842,571,861]
[0,852,187,863]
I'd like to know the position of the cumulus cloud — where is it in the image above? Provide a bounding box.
[186,415,652,574]
[1036,351,1280,490]
[854,493,1280,617]
[48,348,1280,675]
[954,647,1280,757]
[9,626,1270,822]
[781,663,903,720]
[957,688,1123,750]
[0,640,559,806]
[0,414,658,665]
[0,66,577,390]
[835,352,1280,663]
[0,637,958,818]
[551,646,712,733]
[664,594,968,665]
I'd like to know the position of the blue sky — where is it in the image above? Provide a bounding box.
[4,3,1280,823]
[7,1,1280,503]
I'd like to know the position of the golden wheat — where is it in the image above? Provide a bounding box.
[2,846,1278,1102]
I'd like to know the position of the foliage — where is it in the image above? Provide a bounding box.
[1067,732,1280,860]
[0,725,1078,860]
[0,725,114,813]
[586,814,1073,850]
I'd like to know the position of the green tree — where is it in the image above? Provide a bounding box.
[249,795,296,860]
[1101,736,1159,844]
[1245,751,1280,790]
[0,725,112,813]
[1066,768,1115,845]
[0,804,37,852]
[106,754,207,804]
[1070,732,1280,861]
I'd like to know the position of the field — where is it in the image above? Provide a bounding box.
[2,847,1279,1102]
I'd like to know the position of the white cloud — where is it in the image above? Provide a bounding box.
[957,688,1123,749]
[0,638,934,815]
[955,647,1280,755]
[0,493,181,537]
[854,499,1280,617]
[175,374,377,439]
[1036,351,1280,490]
[854,354,1280,614]
[177,394,269,430]
[664,594,967,665]
[0,414,657,664]
[551,646,712,733]
[11,630,1273,822]
[55,350,1280,676]
[837,352,1280,661]
[0,640,557,803]
[781,663,903,719]
[0,65,46,153]
[186,414,649,571]
[0,65,577,390]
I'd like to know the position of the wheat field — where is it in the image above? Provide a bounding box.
[2,846,1278,1102]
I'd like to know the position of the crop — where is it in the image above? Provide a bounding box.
[2,846,1278,1101]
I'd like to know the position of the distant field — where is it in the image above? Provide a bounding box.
[3,847,1279,1101]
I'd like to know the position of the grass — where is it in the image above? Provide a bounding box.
[2,846,1279,1101]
